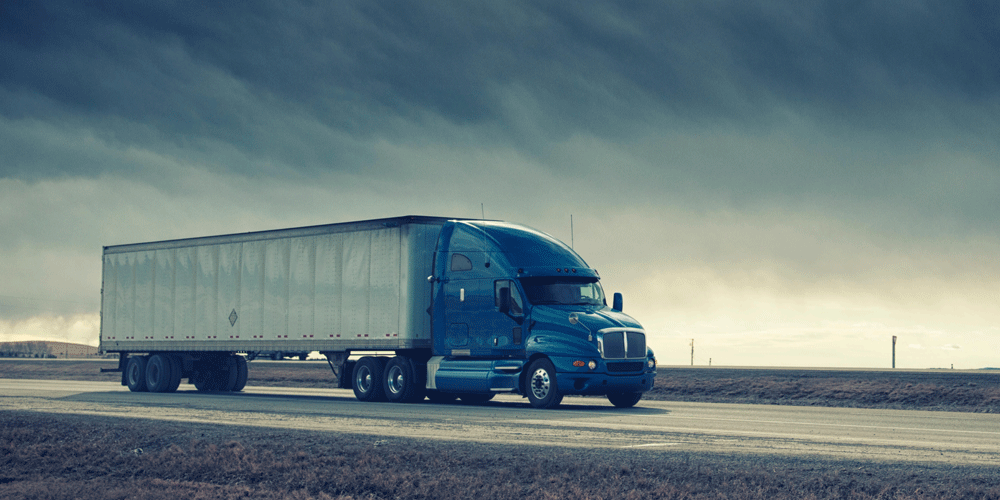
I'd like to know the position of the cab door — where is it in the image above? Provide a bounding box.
[487,279,526,358]
[434,252,524,358]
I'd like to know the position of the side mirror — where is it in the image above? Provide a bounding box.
[613,293,623,311]
[498,287,511,314]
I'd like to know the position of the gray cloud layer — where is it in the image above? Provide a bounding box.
[2,1,998,365]
[5,2,998,168]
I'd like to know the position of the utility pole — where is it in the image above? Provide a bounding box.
[690,339,694,366]
[892,335,897,369]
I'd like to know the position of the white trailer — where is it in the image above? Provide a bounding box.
[100,216,448,392]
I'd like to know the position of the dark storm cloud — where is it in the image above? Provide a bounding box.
[2,0,998,181]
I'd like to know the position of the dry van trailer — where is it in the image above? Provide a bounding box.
[100,216,450,392]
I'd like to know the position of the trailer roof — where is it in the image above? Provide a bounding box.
[103,215,475,254]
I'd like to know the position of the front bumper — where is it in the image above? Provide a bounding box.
[550,356,656,395]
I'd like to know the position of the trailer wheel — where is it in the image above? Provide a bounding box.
[217,356,238,392]
[165,355,183,392]
[384,356,425,403]
[193,360,221,391]
[231,355,248,392]
[193,371,217,391]
[525,358,562,409]
[125,356,148,392]
[352,357,387,402]
[607,392,642,408]
[146,354,175,393]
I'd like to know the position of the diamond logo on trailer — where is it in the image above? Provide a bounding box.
[229,309,238,327]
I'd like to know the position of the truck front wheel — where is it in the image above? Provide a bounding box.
[353,357,387,402]
[525,359,562,409]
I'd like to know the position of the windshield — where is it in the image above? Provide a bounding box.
[520,277,605,306]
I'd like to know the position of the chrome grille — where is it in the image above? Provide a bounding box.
[598,329,646,359]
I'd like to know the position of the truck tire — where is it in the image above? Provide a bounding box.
[146,354,174,393]
[383,356,425,403]
[525,358,562,409]
[352,357,387,402]
[125,356,148,392]
[193,358,221,391]
[193,370,218,391]
[165,354,183,392]
[219,356,238,392]
[607,392,643,408]
[231,355,248,392]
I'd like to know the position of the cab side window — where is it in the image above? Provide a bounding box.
[451,254,473,272]
[494,280,524,316]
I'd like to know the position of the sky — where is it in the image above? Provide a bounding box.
[2,1,998,368]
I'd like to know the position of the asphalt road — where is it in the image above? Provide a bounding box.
[2,378,998,467]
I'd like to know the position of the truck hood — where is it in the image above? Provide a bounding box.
[530,304,644,335]
[525,304,648,359]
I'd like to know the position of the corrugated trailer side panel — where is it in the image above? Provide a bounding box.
[263,237,291,341]
[197,244,220,341]
[341,230,372,339]
[289,236,315,344]
[175,246,196,341]
[153,248,175,342]
[101,218,445,354]
[370,228,400,342]
[240,241,264,342]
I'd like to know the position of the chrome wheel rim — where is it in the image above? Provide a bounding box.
[387,365,405,395]
[530,368,550,400]
[355,366,372,394]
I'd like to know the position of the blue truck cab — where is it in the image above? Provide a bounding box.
[427,220,656,408]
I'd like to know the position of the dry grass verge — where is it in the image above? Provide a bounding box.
[649,367,1000,413]
[2,411,999,500]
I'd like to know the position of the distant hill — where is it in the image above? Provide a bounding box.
[0,341,100,358]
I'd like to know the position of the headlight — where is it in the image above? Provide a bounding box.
[588,360,597,370]
[647,358,656,369]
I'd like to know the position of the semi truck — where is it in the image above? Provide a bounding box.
[100,215,656,408]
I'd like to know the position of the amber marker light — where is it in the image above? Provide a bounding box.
[572,360,585,367]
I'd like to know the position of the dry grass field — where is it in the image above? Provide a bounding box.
[3,359,1000,499]
[3,410,999,500]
